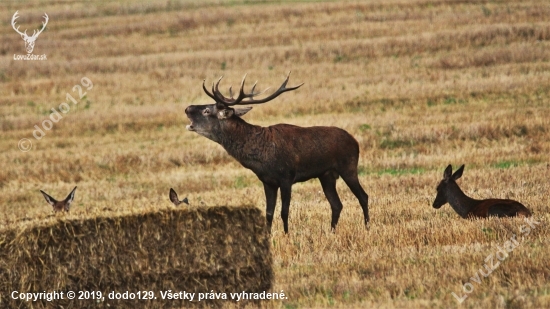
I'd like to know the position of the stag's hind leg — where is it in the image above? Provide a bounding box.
[340,168,369,227]
[319,171,344,231]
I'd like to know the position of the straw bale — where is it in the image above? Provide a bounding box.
[0,206,272,308]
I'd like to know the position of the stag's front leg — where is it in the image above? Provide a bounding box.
[280,183,292,234]
[263,183,278,233]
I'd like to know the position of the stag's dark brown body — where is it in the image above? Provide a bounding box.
[185,73,369,233]
[219,119,361,184]
[433,165,531,219]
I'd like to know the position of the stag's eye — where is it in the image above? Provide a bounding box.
[202,108,210,115]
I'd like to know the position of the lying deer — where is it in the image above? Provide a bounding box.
[40,186,77,213]
[169,188,189,206]
[433,165,531,218]
[185,72,369,233]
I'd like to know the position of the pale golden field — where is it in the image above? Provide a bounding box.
[1,0,550,308]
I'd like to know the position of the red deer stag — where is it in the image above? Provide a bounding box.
[40,186,77,213]
[185,72,369,234]
[433,165,531,218]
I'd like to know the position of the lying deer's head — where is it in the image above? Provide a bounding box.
[433,164,464,209]
[185,72,302,142]
[11,11,48,54]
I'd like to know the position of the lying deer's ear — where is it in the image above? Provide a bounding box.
[443,165,453,179]
[234,107,252,117]
[452,164,465,180]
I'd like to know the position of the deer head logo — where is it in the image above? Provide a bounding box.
[11,11,48,54]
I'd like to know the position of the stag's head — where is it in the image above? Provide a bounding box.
[185,72,303,142]
[12,11,49,54]
[433,164,464,209]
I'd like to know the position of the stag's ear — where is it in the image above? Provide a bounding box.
[452,164,464,180]
[217,108,234,119]
[234,107,252,117]
[217,107,251,119]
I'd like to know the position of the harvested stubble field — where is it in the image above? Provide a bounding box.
[1,0,549,308]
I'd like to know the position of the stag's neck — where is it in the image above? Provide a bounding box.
[218,118,267,162]
[447,183,479,218]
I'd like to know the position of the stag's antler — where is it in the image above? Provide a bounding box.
[203,72,303,106]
